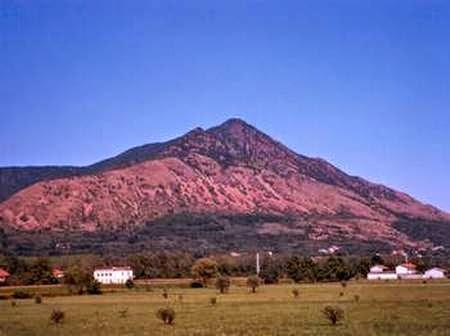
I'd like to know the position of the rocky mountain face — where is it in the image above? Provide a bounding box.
[0,119,449,253]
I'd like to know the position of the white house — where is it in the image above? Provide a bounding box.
[93,266,133,284]
[423,268,447,279]
[395,263,417,275]
[367,265,398,280]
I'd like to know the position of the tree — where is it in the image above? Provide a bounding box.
[26,258,57,285]
[260,260,282,284]
[247,275,261,293]
[191,258,218,287]
[215,276,231,294]
[64,265,93,294]
[316,257,352,282]
[286,256,317,283]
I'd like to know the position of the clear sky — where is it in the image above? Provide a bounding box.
[1,1,449,211]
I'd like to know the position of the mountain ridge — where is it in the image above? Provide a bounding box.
[0,118,449,253]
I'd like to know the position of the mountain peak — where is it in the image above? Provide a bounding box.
[210,118,257,134]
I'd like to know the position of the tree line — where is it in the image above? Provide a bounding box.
[0,251,442,287]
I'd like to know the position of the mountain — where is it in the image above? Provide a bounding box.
[0,118,449,254]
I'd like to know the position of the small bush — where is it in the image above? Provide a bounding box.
[125,279,134,289]
[247,275,261,293]
[210,297,217,305]
[341,281,347,288]
[178,294,183,302]
[354,294,360,303]
[322,305,344,325]
[34,295,43,304]
[50,309,65,324]
[86,279,102,295]
[339,291,344,297]
[215,276,231,294]
[10,301,16,307]
[292,288,300,298]
[156,307,175,325]
[427,301,433,308]
[118,308,128,318]
[12,290,32,299]
[422,280,428,284]
[162,289,168,299]
[190,281,204,288]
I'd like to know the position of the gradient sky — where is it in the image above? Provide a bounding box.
[1,1,449,211]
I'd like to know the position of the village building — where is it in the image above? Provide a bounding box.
[52,268,65,280]
[395,263,423,279]
[93,266,133,284]
[0,268,10,283]
[423,268,447,279]
[366,265,397,280]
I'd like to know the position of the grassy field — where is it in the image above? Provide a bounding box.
[1,281,450,336]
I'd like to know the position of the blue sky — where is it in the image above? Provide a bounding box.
[1,1,449,211]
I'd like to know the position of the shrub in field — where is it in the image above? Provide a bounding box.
[210,297,217,305]
[292,288,300,298]
[215,276,231,294]
[339,291,344,297]
[125,279,134,289]
[190,281,204,288]
[341,281,347,288]
[162,289,168,299]
[12,290,32,299]
[50,309,65,324]
[10,301,16,307]
[34,295,43,304]
[118,308,128,318]
[354,294,360,303]
[156,307,175,325]
[86,279,102,295]
[322,305,344,325]
[178,294,183,302]
[247,275,261,293]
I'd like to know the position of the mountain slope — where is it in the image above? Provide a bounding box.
[0,119,449,252]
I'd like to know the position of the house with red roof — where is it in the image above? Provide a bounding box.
[52,268,65,280]
[396,263,417,275]
[0,268,10,283]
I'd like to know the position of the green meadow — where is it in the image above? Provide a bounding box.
[1,281,450,336]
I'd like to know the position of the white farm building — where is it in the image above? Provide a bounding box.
[94,266,133,284]
[366,265,397,280]
[423,268,447,279]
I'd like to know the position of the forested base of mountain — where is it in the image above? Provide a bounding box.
[0,213,397,256]
[393,216,450,246]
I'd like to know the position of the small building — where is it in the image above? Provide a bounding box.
[424,268,447,279]
[396,263,417,275]
[52,268,65,280]
[367,265,397,280]
[93,266,133,284]
[370,265,389,273]
[0,268,10,283]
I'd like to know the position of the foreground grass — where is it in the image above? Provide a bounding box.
[1,281,450,336]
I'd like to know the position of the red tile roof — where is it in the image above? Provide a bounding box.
[400,263,417,270]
